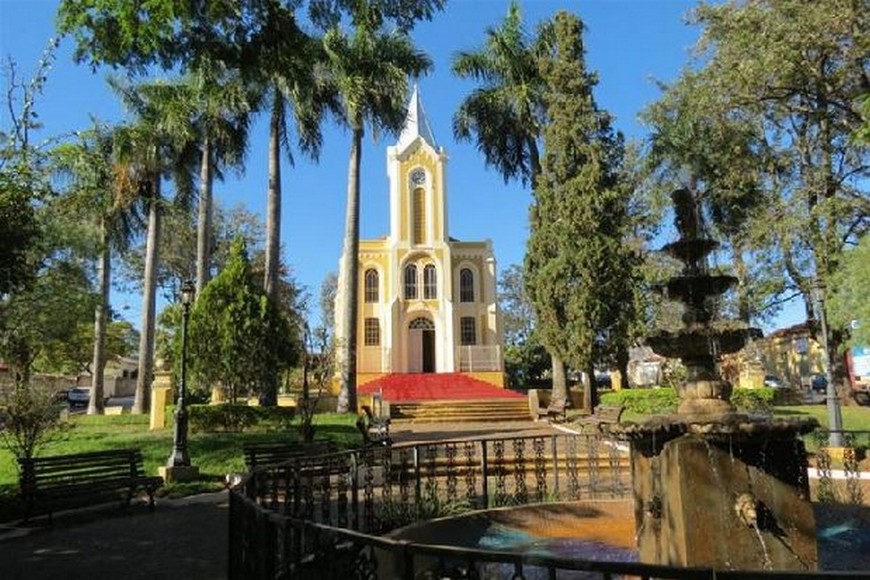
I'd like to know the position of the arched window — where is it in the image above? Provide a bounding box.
[413,187,425,245]
[364,318,380,346]
[364,269,379,303]
[404,264,418,299]
[423,264,437,299]
[460,316,476,345]
[459,268,474,303]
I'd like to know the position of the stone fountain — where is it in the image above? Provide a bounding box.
[615,188,820,571]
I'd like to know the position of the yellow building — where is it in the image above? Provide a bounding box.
[334,88,504,387]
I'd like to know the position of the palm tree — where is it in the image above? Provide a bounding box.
[324,4,432,413]
[242,3,332,303]
[183,64,253,296]
[111,79,199,414]
[53,123,145,415]
[451,2,569,400]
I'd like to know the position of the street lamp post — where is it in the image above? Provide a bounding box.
[168,280,195,468]
[814,279,844,448]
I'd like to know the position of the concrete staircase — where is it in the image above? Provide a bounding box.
[390,399,530,423]
[359,373,530,423]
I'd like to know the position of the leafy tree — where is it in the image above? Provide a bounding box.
[525,12,636,411]
[0,52,53,298]
[828,235,870,349]
[317,271,338,346]
[36,320,138,377]
[498,263,549,388]
[0,382,69,463]
[0,48,96,386]
[188,237,300,403]
[642,72,780,326]
[682,0,869,378]
[325,1,434,413]
[120,201,265,303]
[452,2,572,397]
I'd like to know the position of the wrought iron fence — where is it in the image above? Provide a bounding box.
[229,430,869,579]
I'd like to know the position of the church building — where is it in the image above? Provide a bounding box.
[334,88,505,389]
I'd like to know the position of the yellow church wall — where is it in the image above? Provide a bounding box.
[468,372,506,388]
[357,373,386,387]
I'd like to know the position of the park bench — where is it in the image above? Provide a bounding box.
[356,404,391,447]
[19,449,163,524]
[242,440,338,471]
[574,404,625,431]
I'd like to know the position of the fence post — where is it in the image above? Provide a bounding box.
[551,434,560,499]
[351,450,359,531]
[481,440,489,509]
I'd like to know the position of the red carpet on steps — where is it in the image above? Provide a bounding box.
[359,373,524,402]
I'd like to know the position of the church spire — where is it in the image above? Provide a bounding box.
[396,84,437,151]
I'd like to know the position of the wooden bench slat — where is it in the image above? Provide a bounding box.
[242,441,338,470]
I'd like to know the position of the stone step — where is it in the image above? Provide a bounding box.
[390,399,530,423]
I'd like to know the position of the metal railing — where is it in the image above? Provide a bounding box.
[456,345,501,372]
[229,430,868,579]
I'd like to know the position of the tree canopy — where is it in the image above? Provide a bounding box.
[188,237,300,403]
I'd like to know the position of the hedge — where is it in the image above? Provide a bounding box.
[169,404,296,433]
[600,388,679,415]
[600,386,778,416]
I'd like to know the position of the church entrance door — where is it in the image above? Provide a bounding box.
[408,318,435,373]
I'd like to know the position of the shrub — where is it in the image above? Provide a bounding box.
[600,387,679,415]
[183,404,296,433]
[731,387,776,414]
[0,383,69,463]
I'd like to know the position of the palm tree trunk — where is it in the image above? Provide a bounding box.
[196,134,213,296]
[337,126,363,414]
[133,178,162,414]
[88,216,110,415]
[264,92,282,300]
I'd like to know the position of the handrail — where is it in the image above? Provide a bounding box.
[229,429,869,579]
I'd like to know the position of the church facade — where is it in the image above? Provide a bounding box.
[334,88,504,387]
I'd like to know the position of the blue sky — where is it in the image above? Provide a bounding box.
[0,0,806,331]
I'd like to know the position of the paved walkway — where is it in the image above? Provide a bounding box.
[0,420,558,580]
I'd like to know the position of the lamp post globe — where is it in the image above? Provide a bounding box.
[168,280,195,467]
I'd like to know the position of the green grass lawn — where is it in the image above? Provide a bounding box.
[772,404,870,431]
[0,412,359,521]
[0,412,361,486]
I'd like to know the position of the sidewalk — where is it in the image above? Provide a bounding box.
[0,492,229,580]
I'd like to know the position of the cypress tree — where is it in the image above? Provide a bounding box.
[524,11,637,410]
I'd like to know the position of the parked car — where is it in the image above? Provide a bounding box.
[763,375,787,389]
[67,387,90,408]
[810,374,828,393]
